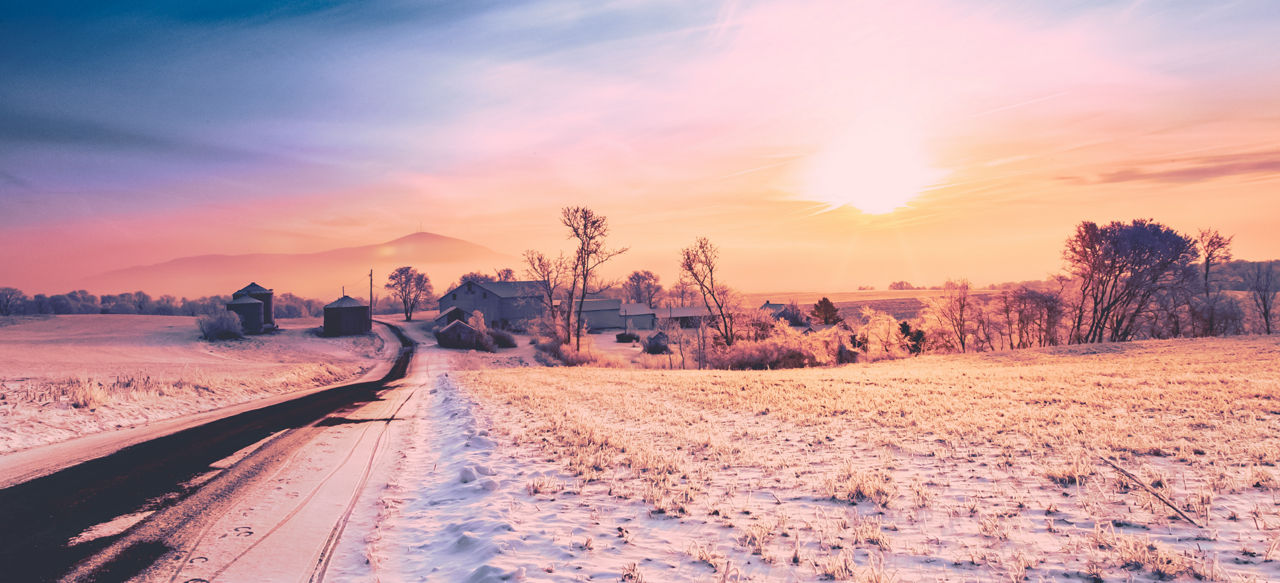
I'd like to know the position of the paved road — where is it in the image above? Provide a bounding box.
[0,322,416,583]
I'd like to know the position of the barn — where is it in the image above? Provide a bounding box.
[435,320,485,350]
[233,282,275,330]
[621,303,658,331]
[434,306,469,328]
[323,295,371,336]
[226,295,265,334]
[437,280,542,330]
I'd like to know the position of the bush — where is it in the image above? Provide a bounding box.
[198,312,243,340]
[532,338,626,367]
[642,332,671,354]
[616,332,640,343]
[488,328,517,348]
[710,340,818,370]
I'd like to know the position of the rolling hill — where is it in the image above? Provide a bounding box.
[81,232,514,300]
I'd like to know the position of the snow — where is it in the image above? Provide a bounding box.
[0,314,389,454]
[361,335,1280,582]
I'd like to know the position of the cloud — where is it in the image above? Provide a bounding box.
[0,109,253,160]
[1084,150,1280,184]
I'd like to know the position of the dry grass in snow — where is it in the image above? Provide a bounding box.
[451,335,1280,581]
[0,314,387,453]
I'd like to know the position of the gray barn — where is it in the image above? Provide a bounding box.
[437,281,543,330]
[323,295,371,336]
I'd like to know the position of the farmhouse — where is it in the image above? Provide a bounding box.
[437,280,543,329]
[760,301,786,316]
[323,295,371,336]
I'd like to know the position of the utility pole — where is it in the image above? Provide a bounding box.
[369,268,374,325]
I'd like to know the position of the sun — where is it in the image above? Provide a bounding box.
[797,119,948,215]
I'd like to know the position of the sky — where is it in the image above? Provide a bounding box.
[2,0,1279,295]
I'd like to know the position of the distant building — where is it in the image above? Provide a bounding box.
[233,282,275,330]
[760,301,786,316]
[435,320,484,349]
[433,306,469,328]
[323,295,371,336]
[621,303,658,331]
[575,298,623,331]
[226,295,265,334]
[656,305,713,328]
[437,280,543,330]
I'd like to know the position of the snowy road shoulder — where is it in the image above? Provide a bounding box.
[369,350,749,582]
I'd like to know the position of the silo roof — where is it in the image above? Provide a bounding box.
[235,282,272,296]
[325,295,368,309]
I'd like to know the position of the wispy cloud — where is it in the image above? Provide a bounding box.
[1089,150,1280,184]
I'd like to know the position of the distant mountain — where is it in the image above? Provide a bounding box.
[81,232,513,300]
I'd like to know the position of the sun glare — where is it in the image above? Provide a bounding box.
[798,120,948,215]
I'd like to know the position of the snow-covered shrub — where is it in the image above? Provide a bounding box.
[198,311,243,340]
[488,328,517,349]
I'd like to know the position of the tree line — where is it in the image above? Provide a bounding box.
[0,288,330,319]
[505,212,1277,367]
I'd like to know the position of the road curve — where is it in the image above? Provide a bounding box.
[0,321,416,583]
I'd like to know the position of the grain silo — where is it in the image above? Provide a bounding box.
[323,295,371,336]
[233,282,275,329]
[226,295,265,334]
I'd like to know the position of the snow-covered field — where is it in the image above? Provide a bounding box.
[372,335,1280,582]
[0,314,388,453]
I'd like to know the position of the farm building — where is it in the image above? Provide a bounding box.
[437,280,543,330]
[323,295,371,336]
[434,306,469,328]
[620,303,658,331]
[226,295,265,334]
[233,282,275,330]
[656,305,713,328]
[435,320,485,350]
[575,298,623,331]
[760,301,786,316]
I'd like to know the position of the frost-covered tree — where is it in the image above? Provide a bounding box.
[385,266,432,321]
[622,270,663,307]
[562,206,627,349]
[680,237,737,346]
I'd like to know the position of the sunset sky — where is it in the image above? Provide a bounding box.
[3,0,1278,296]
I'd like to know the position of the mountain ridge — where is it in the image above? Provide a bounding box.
[81,232,513,299]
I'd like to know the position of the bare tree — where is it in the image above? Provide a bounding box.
[1064,219,1198,343]
[670,277,696,307]
[562,206,628,349]
[1195,229,1234,336]
[523,250,570,339]
[457,271,494,287]
[385,266,432,321]
[494,267,516,282]
[0,287,25,316]
[930,279,973,352]
[622,270,663,307]
[1247,262,1277,334]
[680,237,737,346]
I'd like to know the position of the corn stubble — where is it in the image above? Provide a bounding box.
[458,336,1280,581]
